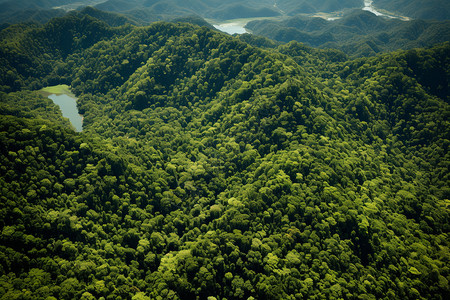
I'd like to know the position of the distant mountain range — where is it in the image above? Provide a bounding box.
[373,0,450,20]
[0,0,448,58]
[94,0,363,19]
[1,0,449,25]
[246,10,450,57]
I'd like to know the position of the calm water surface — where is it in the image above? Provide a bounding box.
[213,23,248,34]
[48,93,83,132]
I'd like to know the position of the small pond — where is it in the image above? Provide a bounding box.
[42,85,83,132]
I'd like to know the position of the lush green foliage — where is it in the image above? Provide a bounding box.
[0,91,72,128]
[246,10,450,57]
[0,13,449,300]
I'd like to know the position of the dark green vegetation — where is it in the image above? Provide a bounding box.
[373,0,450,21]
[246,10,450,58]
[1,12,449,300]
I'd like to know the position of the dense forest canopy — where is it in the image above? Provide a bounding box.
[0,9,449,300]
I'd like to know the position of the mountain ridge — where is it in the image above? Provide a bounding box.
[246,10,450,57]
[0,13,449,300]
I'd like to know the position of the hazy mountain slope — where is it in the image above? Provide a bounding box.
[74,6,140,26]
[0,0,107,23]
[208,4,280,20]
[95,0,362,21]
[0,8,66,25]
[171,15,216,29]
[0,0,63,12]
[246,10,450,57]
[1,0,447,24]
[374,0,450,20]
[277,0,362,15]
[0,14,449,300]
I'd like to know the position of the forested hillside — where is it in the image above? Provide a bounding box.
[373,0,450,20]
[246,10,450,57]
[0,0,104,24]
[95,0,362,19]
[0,13,449,300]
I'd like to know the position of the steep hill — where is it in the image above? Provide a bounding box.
[0,14,449,300]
